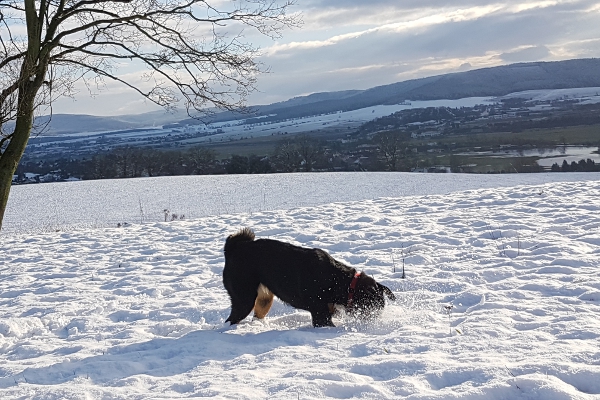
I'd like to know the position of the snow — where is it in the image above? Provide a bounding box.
[1,172,600,399]
[4,172,599,234]
[497,87,600,103]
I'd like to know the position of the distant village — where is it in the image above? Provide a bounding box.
[357,96,600,138]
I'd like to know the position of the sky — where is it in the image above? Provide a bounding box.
[51,0,600,116]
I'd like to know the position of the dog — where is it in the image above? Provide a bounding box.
[222,228,395,327]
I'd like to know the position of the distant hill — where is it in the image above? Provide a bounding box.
[34,114,141,135]
[31,109,190,135]
[364,58,600,102]
[32,58,600,133]
[184,58,600,125]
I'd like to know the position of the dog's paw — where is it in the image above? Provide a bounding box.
[251,316,269,327]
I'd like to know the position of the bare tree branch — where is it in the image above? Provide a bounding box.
[0,0,300,228]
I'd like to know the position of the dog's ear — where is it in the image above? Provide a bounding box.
[378,283,396,301]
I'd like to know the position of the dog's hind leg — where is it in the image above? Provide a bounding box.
[225,285,259,325]
[253,284,274,320]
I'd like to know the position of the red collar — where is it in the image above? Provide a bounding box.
[347,272,361,307]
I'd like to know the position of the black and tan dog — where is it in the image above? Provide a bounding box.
[223,228,395,327]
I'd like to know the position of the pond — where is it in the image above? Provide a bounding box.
[534,146,600,168]
[459,146,600,169]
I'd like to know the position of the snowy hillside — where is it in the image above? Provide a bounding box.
[5,172,600,234]
[1,172,600,399]
[497,87,600,104]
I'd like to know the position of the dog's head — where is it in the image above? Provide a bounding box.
[347,273,396,319]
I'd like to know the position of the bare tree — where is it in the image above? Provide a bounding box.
[272,138,300,172]
[89,153,117,179]
[373,131,407,171]
[295,134,322,172]
[113,146,134,178]
[0,0,299,230]
[185,145,215,174]
[138,148,161,177]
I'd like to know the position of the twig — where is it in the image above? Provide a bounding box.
[138,197,144,224]
[401,254,406,279]
[505,366,521,390]
[444,305,453,335]
[399,244,410,279]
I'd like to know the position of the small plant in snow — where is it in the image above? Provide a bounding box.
[392,244,411,278]
[171,213,185,221]
[138,197,145,224]
[505,366,521,390]
[164,209,185,222]
[444,304,453,335]
[484,219,507,257]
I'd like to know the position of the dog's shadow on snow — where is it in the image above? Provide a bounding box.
[2,317,346,387]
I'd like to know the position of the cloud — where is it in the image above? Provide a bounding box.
[549,38,600,59]
[263,1,597,67]
[251,0,600,104]
[500,46,551,62]
[264,4,505,56]
[50,0,600,114]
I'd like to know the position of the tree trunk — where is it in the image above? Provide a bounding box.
[0,0,46,231]
[0,98,36,230]
[0,72,45,231]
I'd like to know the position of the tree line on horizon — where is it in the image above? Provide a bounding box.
[14,127,600,183]
[550,159,600,172]
[14,135,345,182]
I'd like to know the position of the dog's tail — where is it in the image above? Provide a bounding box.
[224,227,255,253]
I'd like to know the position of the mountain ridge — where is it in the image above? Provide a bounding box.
[183,58,600,124]
[33,58,600,133]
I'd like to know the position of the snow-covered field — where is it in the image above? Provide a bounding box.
[497,87,600,104]
[4,172,600,234]
[1,172,600,399]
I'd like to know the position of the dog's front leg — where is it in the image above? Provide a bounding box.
[310,304,335,327]
[226,290,258,325]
